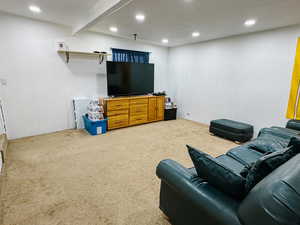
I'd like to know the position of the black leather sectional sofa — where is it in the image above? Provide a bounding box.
[156,121,300,225]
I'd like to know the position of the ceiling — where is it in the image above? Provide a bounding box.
[0,0,99,27]
[1,0,300,47]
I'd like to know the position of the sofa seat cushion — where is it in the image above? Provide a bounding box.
[227,146,264,166]
[187,145,246,199]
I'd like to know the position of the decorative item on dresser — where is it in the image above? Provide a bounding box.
[104,95,165,130]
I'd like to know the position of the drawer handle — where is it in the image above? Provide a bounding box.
[114,121,124,124]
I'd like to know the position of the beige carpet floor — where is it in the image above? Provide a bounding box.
[0,119,237,225]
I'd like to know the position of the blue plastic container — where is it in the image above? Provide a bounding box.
[83,115,107,135]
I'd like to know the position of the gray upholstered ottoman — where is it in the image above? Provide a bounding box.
[209,119,253,143]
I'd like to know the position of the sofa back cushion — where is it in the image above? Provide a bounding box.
[248,133,287,153]
[258,128,295,143]
[187,145,246,199]
[286,119,300,131]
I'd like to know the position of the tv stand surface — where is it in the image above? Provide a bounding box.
[107,94,153,99]
[103,95,165,130]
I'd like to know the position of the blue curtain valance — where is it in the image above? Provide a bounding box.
[112,48,150,64]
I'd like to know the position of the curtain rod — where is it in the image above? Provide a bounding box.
[110,48,152,54]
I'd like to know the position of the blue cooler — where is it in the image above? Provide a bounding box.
[83,115,107,135]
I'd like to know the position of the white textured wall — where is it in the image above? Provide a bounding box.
[2,11,299,139]
[0,12,169,139]
[168,25,300,134]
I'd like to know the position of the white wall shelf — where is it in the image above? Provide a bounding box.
[57,50,111,64]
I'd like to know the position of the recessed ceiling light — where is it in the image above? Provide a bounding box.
[109,27,118,32]
[162,39,169,44]
[244,19,256,27]
[135,14,145,22]
[192,32,200,37]
[29,5,41,13]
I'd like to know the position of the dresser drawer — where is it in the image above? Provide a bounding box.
[107,100,129,111]
[130,104,148,115]
[107,109,128,117]
[108,115,129,129]
[129,114,148,125]
[130,98,148,105]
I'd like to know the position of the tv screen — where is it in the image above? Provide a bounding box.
[106,61,154,96]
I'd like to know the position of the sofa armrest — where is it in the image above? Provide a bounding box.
[156,159,242,225]
[286,120,300,131]
[238,154,300,225]
[156,159,196,184]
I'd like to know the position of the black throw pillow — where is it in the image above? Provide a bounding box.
[241,140,300,193]
[187,145,246,199]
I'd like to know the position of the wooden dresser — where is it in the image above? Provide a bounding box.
[104,95,165,130]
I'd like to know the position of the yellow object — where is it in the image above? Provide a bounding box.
[286,38,300,119]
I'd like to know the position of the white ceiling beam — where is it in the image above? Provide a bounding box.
[72,0,133,35]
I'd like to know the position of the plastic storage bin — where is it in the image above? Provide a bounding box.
[83,115,107,135]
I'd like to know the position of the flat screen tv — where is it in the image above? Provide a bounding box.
[106,61,154,97]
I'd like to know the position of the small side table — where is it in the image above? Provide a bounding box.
[164,108,177,121]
